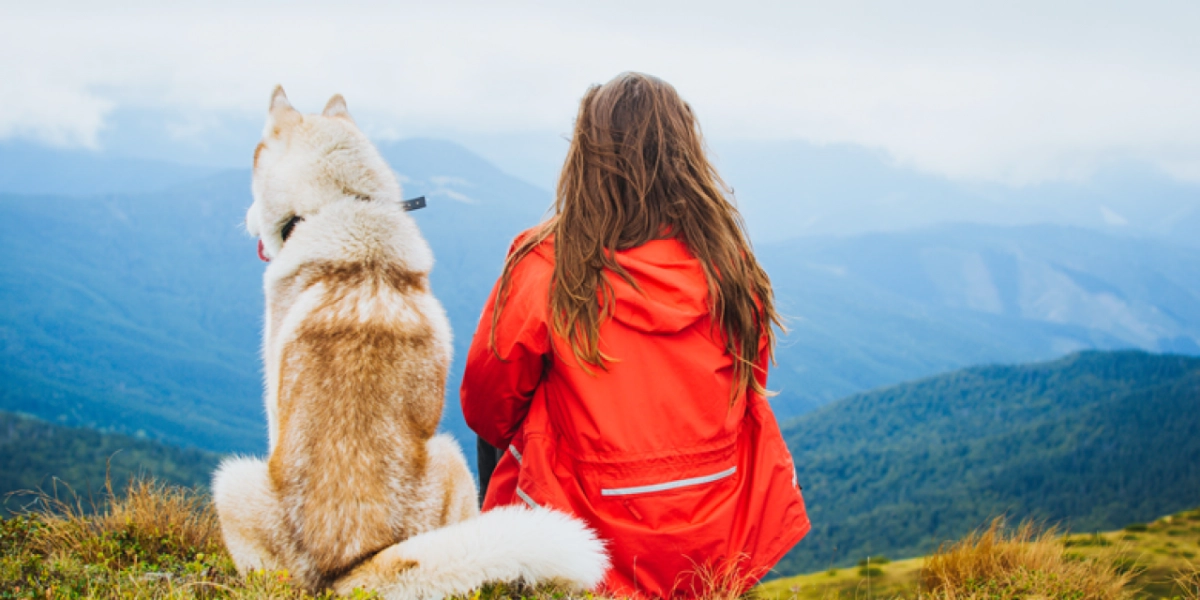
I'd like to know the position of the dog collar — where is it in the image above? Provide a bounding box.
[283,196,426,241]
[259,196,428,263]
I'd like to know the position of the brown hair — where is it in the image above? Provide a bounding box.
[492,72,782,397]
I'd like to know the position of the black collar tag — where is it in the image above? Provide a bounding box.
[401,196,427,212]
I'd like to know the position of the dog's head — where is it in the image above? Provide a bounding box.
[246,86,402,261]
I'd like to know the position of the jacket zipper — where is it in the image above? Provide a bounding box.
[600,466,737,497]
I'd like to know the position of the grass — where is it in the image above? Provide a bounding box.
[757,554,925,600]
[0,494,592,600]
[0,477,725,599]
[1176,565,1200,600]
[921,519,1132,599]
[3,478,1197,599]
[0,478,320,599]
[758,509,1200,600]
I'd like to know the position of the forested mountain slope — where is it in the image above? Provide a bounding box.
[775,350,1200,575]
[0,411,219,514]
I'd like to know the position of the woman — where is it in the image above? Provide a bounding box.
[461,72,809,598]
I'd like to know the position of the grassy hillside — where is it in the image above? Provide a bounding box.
[0,411,220,513]
[777,350,1200,575]
[759,506,1200,599]
[5,478,1192,600]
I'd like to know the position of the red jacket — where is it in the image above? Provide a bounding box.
[461,232,810,598]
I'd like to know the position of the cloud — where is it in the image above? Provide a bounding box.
[2,1,1199,184]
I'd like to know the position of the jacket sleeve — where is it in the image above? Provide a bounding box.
[460,248,551,450]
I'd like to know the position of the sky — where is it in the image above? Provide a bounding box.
[2,1,1199,185]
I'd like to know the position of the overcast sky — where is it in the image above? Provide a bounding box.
[2,1,1198,184]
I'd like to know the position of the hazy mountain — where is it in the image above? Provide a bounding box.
[1,138,1197,456]
[0,138,547,453]
[0,172,266,452]
[760,224,1200,417]
[702,140,1200,248]
[361,134,1200,249]
[774,350,1200,576]
[0,141,221,196]
[36,109,1200,248]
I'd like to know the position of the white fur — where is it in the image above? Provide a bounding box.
[336,506,611,600]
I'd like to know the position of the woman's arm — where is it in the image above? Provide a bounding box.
[460,248,551,450]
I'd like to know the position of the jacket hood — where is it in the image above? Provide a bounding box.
[522,231,710,334]
[602,239,711,334]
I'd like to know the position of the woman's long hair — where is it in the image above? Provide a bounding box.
[492,72,783,398]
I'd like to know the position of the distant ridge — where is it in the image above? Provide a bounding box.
[760,223,1200,418]
[775,350,1200,576]
[0,141,220,196]
[0,138,549,455]
[2,140,1198,457]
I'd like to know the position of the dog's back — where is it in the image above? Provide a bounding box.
[266,199,459,579]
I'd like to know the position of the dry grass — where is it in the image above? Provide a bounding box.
[1,476,339,599]
[921,517,1134,600]
[27,477,225,569]
[677,554,765,600]
[10,477,1187,599]
[0,476,600,599]
[1176,564,1200,600]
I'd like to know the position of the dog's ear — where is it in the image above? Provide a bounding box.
[267,85,301,134]
[322,94,354,122]
[270,85,295,112]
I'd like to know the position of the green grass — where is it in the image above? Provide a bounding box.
[757,508,1200,600]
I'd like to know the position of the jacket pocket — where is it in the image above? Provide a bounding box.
[586,437,740,530]
[598,465,738,498]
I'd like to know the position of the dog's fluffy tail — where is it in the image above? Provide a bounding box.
[334,506,610,600]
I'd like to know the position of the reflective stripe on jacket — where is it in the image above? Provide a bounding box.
[461,231,810,598]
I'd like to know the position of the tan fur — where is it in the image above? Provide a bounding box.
[213,86,478,592]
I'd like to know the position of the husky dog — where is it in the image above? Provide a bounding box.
[212,86,608,599]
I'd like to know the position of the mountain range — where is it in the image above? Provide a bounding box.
[0,138,544,453]
[760,224,1200,416]
[716,140,1200,247]
[1,137,1197,453]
